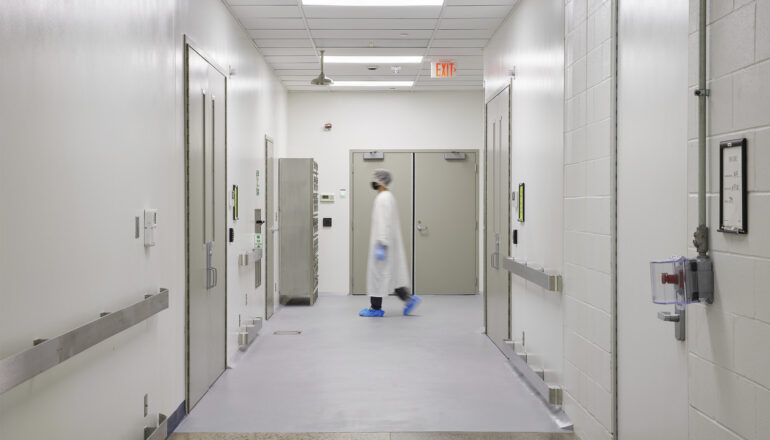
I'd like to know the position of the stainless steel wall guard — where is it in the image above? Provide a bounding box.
[144,413,167,440]
[0,288,169,395]
[503,257,563,292]
[238,317,263,350]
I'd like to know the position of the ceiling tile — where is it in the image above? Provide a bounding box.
[439,18,503,29]
[230,5,301,18]
[240,18,306,29]
[443,5,514,18]
[310,29,435,39]
[307,18,438,29]
[302,5,442,19]
[313,38,430,48]
[255,39,314,48]
[248,29,311,39]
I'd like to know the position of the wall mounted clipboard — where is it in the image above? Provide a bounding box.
[718,138,747,234]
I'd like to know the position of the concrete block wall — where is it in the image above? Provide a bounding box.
[563,0,615,439]
[687,1,770,439]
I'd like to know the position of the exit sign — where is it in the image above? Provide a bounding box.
[431,62,456,78]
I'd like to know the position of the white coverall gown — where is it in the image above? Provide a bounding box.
[366,191,410,297]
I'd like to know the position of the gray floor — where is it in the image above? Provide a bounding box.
[177,294,565,433]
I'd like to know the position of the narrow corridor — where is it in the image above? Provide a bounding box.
[177,295,565,433]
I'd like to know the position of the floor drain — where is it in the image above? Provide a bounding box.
[273,330,302,335]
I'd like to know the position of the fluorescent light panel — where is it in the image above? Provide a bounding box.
[332,81,414,87]
[303,0,443,5]
[324,56,423,64]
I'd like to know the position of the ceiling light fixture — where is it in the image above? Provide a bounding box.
[310,50,334,86]
[303,0,443,5]
[324,56,423,64]
[332,81,414,87]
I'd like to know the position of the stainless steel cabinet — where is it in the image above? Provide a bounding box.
[278,158,319,305]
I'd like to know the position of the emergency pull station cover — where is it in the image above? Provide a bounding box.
[650,256,690,305]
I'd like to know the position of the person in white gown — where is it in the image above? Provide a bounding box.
[360,169,422,317]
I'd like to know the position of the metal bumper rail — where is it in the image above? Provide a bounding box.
[503,257,562,292]
[144,413,168,440]
[0,288,169,395]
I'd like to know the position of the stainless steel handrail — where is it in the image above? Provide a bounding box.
[503,257,562,292]
[0,288,169,395]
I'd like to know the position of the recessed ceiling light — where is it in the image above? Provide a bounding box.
[332,81,414,87]
[303,0,443,5]
[324,56,423,64]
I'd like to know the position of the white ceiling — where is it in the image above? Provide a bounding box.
[226,0,518,91]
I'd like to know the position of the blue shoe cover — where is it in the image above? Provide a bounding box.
[403,295,422,315]
[359,308,385,317]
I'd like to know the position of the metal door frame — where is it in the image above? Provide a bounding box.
[349,148,480,296]
[183,35,229,412]
[264,135,275,320]
[483,80,512,336]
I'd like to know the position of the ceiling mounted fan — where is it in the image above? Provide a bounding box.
[310,50,334,86]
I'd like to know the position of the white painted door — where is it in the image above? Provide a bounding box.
[413,152,478,295]
[485,87,511,352]
[617,1,689,438]
[186,45,227,410]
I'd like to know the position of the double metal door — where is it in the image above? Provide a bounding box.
[485,87,511,352]
[186,44,227,410]
[351,151,478,295]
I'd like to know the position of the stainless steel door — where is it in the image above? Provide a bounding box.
[265,137,275,319]
[485,87,511,352]
[413,152,478,294]
[350,152,413,295]
[186,45,227,410]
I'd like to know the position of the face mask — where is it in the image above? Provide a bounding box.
[371,182,380,190]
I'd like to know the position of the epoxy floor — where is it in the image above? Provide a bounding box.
[177,294,564,433]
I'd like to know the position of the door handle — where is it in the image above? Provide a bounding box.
[206,267,216,289]
[658,311,681,322]
[417,221,428,232]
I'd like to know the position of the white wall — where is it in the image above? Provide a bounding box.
[285,91,483,294]
[486,0,567,391]
[685,0,770,439]
[484,1,616,438]
[563,1,616,439]
[0,0,287,437]
[616,1,690,440]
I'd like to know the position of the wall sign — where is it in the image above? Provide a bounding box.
[517,183,525,222]
[719,138,747,234]
[232,185,239,220]
[431,62,456,78]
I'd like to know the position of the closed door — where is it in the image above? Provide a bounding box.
[350,152,413,295]
[265,136,276,319]
[186,44,227,410]
[413,152,478,294]
[485,87,511,352]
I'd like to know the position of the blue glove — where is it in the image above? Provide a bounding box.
[375,244,387,261]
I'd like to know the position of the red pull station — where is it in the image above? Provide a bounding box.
[661,272,683,287]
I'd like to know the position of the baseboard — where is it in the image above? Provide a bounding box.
[166,400,187,438]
